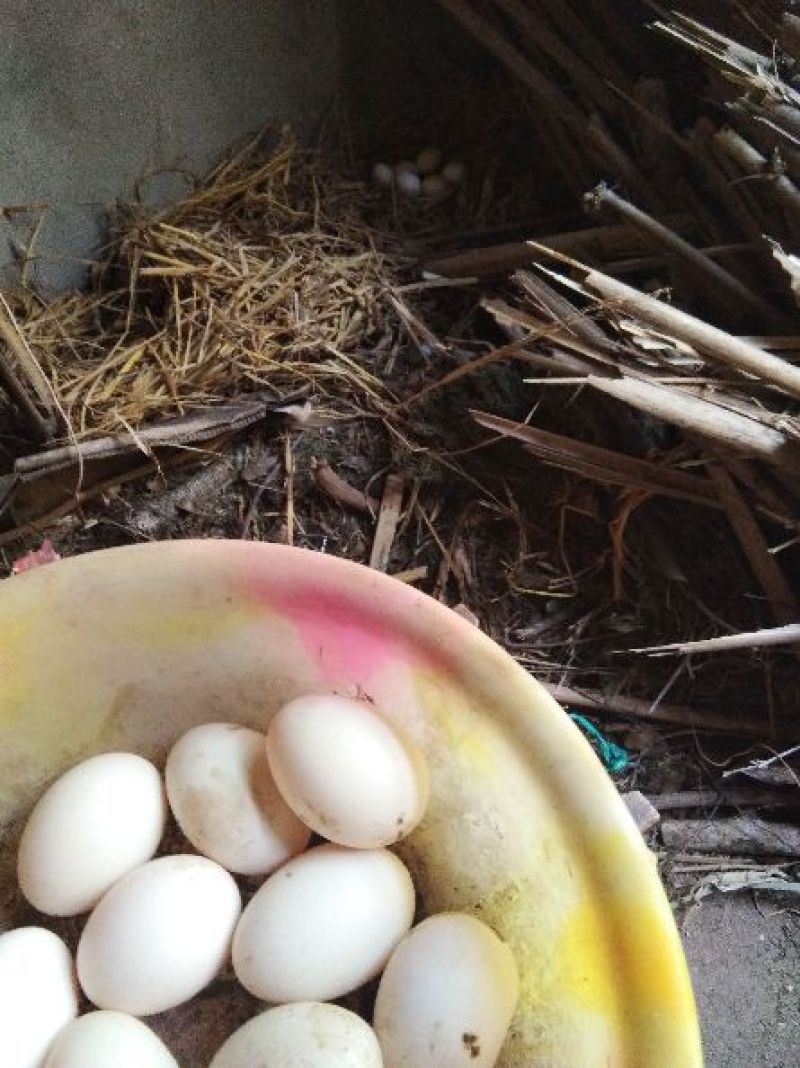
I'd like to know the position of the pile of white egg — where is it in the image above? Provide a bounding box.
[372,148,466,199]
[3,694,519,1067]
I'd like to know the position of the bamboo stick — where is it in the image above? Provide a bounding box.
[493,0,616,112]
[581,267,800,399]
[586,376,800,475]
[471,409,723,506]
[708,462,799,626]
[542,681,765,735]
[585,183,785,328]
[434,0,582,126]
[714,126,800,224]
[425,217,693,278]
[629,624,800,657]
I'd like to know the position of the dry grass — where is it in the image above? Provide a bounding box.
[15,129,410,438]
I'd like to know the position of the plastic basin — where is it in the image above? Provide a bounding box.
[0,540,702,1066]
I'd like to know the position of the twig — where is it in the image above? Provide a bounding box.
[708,462,799,626]
[585,376,800,475]
[312,461,379,514]
[471,409,724,508]
[424,218,693,278]
[661,817,800,857]
[713,126,800,223]
[542,681,765,735]
[585,182,784,327]
[651,788,797,810]
[578,263,800,399]
[369,474,404,572]
[628,624,800,657]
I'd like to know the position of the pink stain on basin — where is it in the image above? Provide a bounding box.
[252,579,424,686]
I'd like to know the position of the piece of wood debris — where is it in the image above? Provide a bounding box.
[661,816,800,857]
[621,790,661,834]
[471,410,722,506]
[542,681,765,735]
[582,267,800,399]
[628,623,800,657]
[369,474,404,572]
[312,461,379,515]
[650,788,797,811]
[391,565,428,585]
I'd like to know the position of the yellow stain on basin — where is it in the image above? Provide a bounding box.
[115,598,258,652]
[429,689,497,777]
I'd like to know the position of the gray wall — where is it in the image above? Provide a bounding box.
[0,1,341,291]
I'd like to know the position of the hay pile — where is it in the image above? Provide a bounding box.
[13,130,408,438]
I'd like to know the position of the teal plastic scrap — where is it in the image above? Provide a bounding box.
[568,712,630,774]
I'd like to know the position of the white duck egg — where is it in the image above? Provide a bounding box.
[77,854,241,1016]
[396,171,421,196]
[210,1003,383,1068]
[0,927,78,1068]
[18,752,166,916]
[165,722,310,876]
[266,694,428,849]
[44,1011,178,1068]
[373,912,519,1068]
[372,162,394,187]
[421,174,449,198]
[416,147,443,175]
[232,844,414,1003]
[441,161,466,185]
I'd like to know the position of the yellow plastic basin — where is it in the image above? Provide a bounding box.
[0,540,701,1066]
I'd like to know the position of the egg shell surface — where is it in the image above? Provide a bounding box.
[166,722,310,875]
[232,843,414,1002]
[18,752,166,916]
[0,926,78,1068]
[77,854,241,1016]
[373,912,519,1067]
[209,1002,383,1067]
[44,1010,178,1068]
[266,694,428,849]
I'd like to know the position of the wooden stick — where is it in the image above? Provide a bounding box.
[779,13,800,63]
[580,266,800,399]
[661,817,800,857]
[542,681,765,735]
[425,217,694,278]
[493,0,617,112]
[586,375,800,475]
[585,183,784,328]
[629,624,800,657]
[370,474,404,572]
[312,461,379,514]
[513,271,614,353]
[651,788,797,810]
[714,126,800,223]
[434,0,582,125]
[707,462,799,625]
[471,409,722,507]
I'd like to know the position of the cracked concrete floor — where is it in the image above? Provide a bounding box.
[681,894,800,1067]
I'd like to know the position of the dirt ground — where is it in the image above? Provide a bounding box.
[681,894,800,1067]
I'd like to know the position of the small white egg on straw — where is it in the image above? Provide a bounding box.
[371,162,394,187]
[442,160,466,185]
[416,147,443,175]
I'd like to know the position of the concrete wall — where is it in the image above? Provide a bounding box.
[0,1,341,291]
